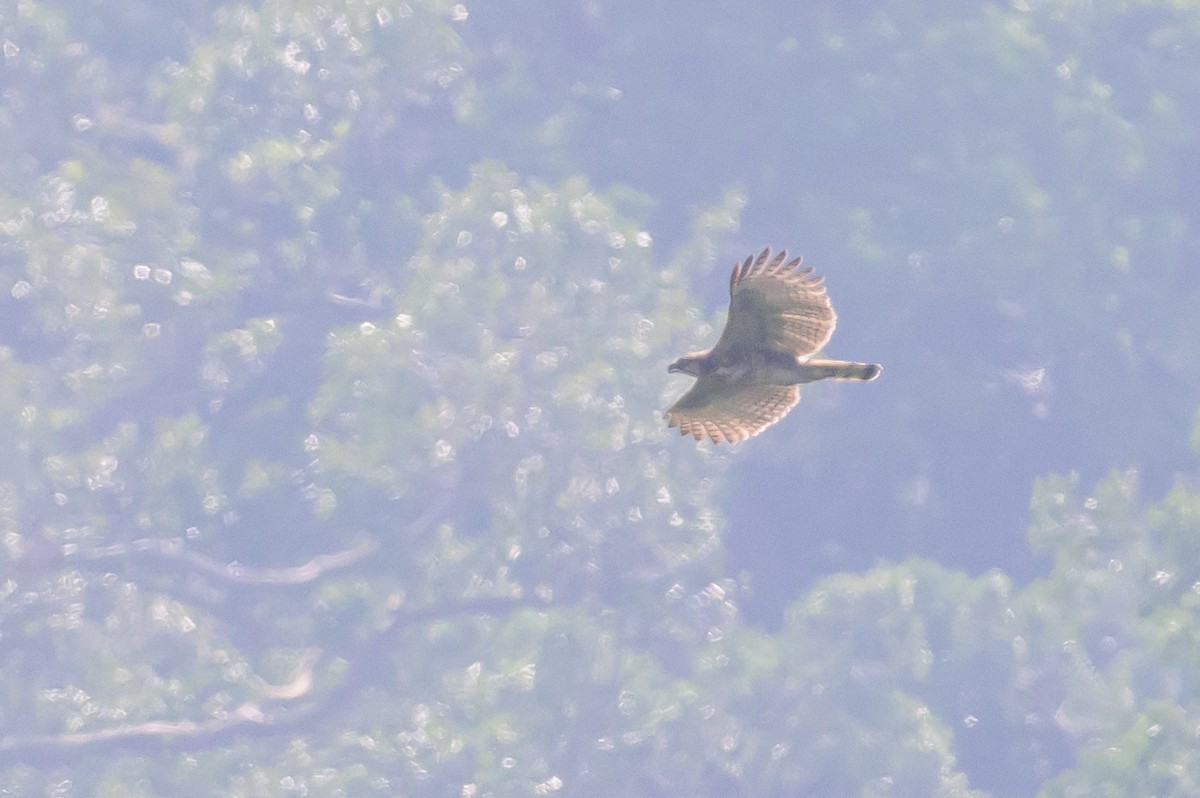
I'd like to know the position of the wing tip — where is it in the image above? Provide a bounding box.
[730,246,817,290]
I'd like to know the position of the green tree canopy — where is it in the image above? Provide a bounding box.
[1,0,1199,795]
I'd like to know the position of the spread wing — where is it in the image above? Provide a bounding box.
[711,248,837,360]
[665,376,800,444]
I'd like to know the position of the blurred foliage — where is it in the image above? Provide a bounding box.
[464,0,1200,585]
[0,0,1198,795]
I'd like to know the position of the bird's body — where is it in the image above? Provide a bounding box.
[671,350,878,386]
[665,248,881,444]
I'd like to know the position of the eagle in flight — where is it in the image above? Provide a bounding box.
[665,248,881,444]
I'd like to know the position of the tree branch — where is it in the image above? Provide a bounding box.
[0,593,547,763]
[80,536,380,585]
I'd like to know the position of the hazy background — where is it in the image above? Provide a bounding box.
[1,1,1198,795]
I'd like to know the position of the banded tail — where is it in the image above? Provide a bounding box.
[799,359,882,382]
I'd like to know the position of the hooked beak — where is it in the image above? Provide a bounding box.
[668,361,681,374]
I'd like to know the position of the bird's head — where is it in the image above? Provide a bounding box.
[667,351,709,377]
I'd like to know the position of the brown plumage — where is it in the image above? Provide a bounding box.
[665,248,881,444]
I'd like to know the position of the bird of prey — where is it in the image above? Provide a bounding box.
[665,248,881,444]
